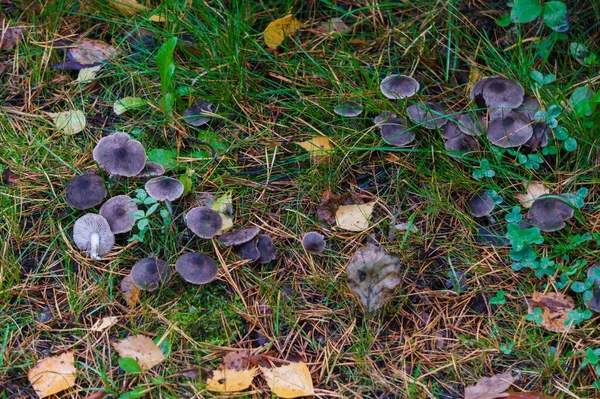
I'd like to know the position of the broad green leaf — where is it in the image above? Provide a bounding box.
[118,357,142,374]
[495,14,511,27]
[147,148,177,169]
[118,387,146,399]
[156,37,177,94]
[146,203,159,216]
[114,97,147,115]
[563,137,577,152]
[137,218,149,230]
[542,1,569,32]
[179,174,192,196]
[510,0,542,23]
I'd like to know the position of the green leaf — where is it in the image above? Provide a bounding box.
[143,196,157,205]
[490,290,507,305]
[505,207,522,223]
[146,203,159,216]
[571,282,589,293]
[179,174,192,196]
[496,14,511,27]
[554,126,569,140]
[135,189,147,201]
[156,338,171,357]
[542,1,569,32]
[546,105,562,119]
[563,137,577,152]
[148,148,177,169]
[510,0,542,23]
[132,210,145,220]
[531,70,545,85]
[118,357,142,374]
[156,37,177,94]
[118,386,146,399]
[113,97,147,115]
[137,218,149,230]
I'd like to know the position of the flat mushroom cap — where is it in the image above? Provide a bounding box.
[186,206,223,239]
[135,162,165,178]
[235,237,260,261]
[302,232,326,254]
[407,102,448,129]
[515,96,541,120]
[256,234,277,264]
[333,101,363,117]
[99,195,138,234]
[455,113,484,136]
[183,101,214,127]
[380,74,419,99]
[66,174,107,210]
[145,177,184,201]
[130,258,171,291]
[487,110,533,148]
[527,195,574,232]
[468,193,496,217]
[218,227,260,247]
[92,132,146,177]
[73,213,115,257]
[379,117,415,147]
[175,252,218,285]
[444,133,479,152]
[441,121,461,140]
[470,76,525,110]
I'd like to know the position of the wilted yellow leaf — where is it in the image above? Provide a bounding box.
[211,192,234,234]
[259,362,314,398]
[120,274,140,308]
[264,15,302,50]
[112,335,165,370]
[90,316,119,332]
[28,351,77,398]
[297,137,332,158]
[206,351,257,393]
[514,182,549,208]
[335,202,376,232]
[108,0,146,14]
[76,65,102,82]
[51,110,86,135]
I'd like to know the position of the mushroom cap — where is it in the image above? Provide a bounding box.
[145,177,184,201]
[515,96,541,121]
[379,117,415,147]
[380,74,419,99]
[374,112,396,125]
[130,258,171,291]
[186,206,223,239]
[218,227,260,247]
[92,132,146,177]
[333,101,363,117]
[256,234,277,264]
[587,264,600,286]
[72,213,115,256]
[475,226,510,247]
[455,113,484,136]
[235,237,260,261]
[444,133,479,152]
[302,232,326,254]
[441,121,461,140]
[135,162,165,178]
[65,174,107,210]
[468,193,495,217]
[407,102,448,129]
[470,76,525,110]
[527,195,574,232]
[183,101,213,127]
[175,252,218,285]
[586,288,600,312]
[99,195,138,234]
[524,122,550,150]
[487,110,533,148]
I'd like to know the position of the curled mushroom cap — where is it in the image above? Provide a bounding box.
[470,76,525,110]
[527,195,574,232]
[380,74,419,99]
[444,133,479,153]
[66,174,107,210]
[256,234,277,264]
[73,213,115,260]
[99,195,138,234]
[130,258,171,291]
[441,121,461,140]
[135,162,165,178]
[183,101,214,127]
[92,132,146,177]
[378,115,415,147]
[175,252,218,285]
[145,177,184,201]
[186,206,223,239]
[218,227,260,247]
[333,101,363,117]
[407,102,448,129]
[468,192,495,217]
[302,232,326,254]
[487,110,533,148]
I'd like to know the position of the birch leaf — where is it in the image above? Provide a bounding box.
[76,65,102,82]
[335,202,375,232]
[206,351,257,393]
[259,362,314,398]
[465,372,517,399]
[114,97,147,115]
[264,15,302,49]
[113,335,165,370]
[514,182,549,208]
[28,352,77,398]
[51,110,86,135]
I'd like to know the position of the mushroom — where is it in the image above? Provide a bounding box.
[183,101,214,127]
[99,195,138,234]
[379,74,419,99]
[468,192,495,217]
[256,234,277,264]
[235,238,261,262]
[441,121,461,140]
[527,195,574,232]
[587,264,600,286]
[92,132,146,177]
[515,96,541,120]
[455,113,484,136]
[218,227,260,247]
[524,122,550,150]
[302,232,326,254]
[586,289,600,313]
[444,133,479,153]
[175,252,218,285]
[130,258,171,291]
[407,102,448,129]
[72,213,115,260]
[186,206,223,239]
[145,177,184,201]
[487,110,533,148]
[135,162,165,178]
[469,76,525,110]
[333,101,363,117]
[65,173,107,210]
[377,114,415,147]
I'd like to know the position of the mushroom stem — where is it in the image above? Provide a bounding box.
[90,232,101,260]
[165,199,174,216]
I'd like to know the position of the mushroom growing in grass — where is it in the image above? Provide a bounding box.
[256,234,277,264]
[236,238,261,262]
[135,162,165,178]
[130,258,171,291]
[218,227,260,247]
[65,173,107,210]
[175,252,218,285]
[375,113,415,147]
[524,122,551,151]
[487,110,533,148]
[515,96,541,120]
[145,176,184,214]
[73,213,115,260]
[379,74,419,99]
[526,195,574,232]
[99,195,138,234]
[469,76,525,110]
[407,102,448,129]
[587,264,600,286]
[93,132,146,177]
[183,101,214,127]
[455,113,484,137]
[333,101,363,117]
[186,206,223,239]
[302,232,326,254]
[468,192,496,218]
[586,289,600,313]
[444,133,480,153]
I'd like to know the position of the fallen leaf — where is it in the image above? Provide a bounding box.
[206,351,257,393]
[465,372,517,399]
[259,362,314,398]
[28,351,77,398]
[315,18,349,35]
[505,393,558,399]
[264,15,302,50]
[90,316,119,332]
[51,110,86,135]
[527,291,575,333]
[113,335,165,370]
[120,274,140,308]
[149,14,168,22]
[54,39,117,71]
[1,27,24,51]
[107,0,146,14]
[297,136,332,159]
[113,97,147,115]
[514,182,549,208]
[76,65,102,82]
[316,190,350,225]
[335,201,375,232]
[211,192,234,234]
[346,243,401,312]
[466,66,483,96]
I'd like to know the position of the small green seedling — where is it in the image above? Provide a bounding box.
[472,158,495,180]
[490,290,506,305]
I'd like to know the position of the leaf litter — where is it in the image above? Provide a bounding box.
[28,351,77,398]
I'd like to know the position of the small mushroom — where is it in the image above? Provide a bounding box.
[302,232,326,254]
[468,193,495,217]
[487,110,533,148]
[379,74,419,99]
[183,101,214,127]
[99,195,138,234]
[469,76,525,110]
[92,132,146,177]
[218,227,260,247]
[455,113,484,136]
[145,177,184,201]
[527,195,574,232]
[235,237,261,262]
[524,122,551,150]
[378,115,415,147]
[135,162,165,178]
[333,101,363,117]
[407,102,448,129]
[186,206,223,239]
[586,289,600,313]
[256,234,277,264]
[72,213,115,260]
[65,173,107,210]
[587,264,600,286]
[175,252,218,285]
[441,121,461,140]
[444,133,479,153]
[515,96,541,120]
[130,258,171,291]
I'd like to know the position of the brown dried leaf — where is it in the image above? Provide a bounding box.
[69,39,117,65]
[315,18,349,35]
[90,316,119,332]
[259,362,314,398]
[316,190,348,225]
[1,27,24,51]
[206,351,257,393]
[465,372,517,399]
[527,291,575,333]
[120,274,140,308]
[28,352,77,398]
[112,335,165,370]
[514,182,549,208]
[297,136,333,163]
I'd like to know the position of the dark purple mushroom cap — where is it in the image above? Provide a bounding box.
[135,162,165,178]
[235,237,260,262]
[302,232,326,254]
[218,227,260,247]
[130,258,171,291]
[469,76,525,110]
[587,264,600,286]
[73,213,115,259]
[334,101,363,117]
[441,121,461,140]
[175,252,218,285]
[186,206,223,239]
[515,96,541,120]
[92,132,146,177]
[468,193,495,217]
[256,234,276,264]
[99,195,138,234]
[487,110,533,148]
[407,102,448,129]
[380,74,419,99]
[524,122,550,150]
[586,288,600,313]
[455,113,484,136]
[527,195,574,232]
[444,133,479,152]
[145,177,184,201]
[379,116,415,147]
[66,174,107,210]
[183,101,214,127]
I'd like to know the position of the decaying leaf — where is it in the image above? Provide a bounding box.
[50,110,86,135]
[336,202,375,232]
[1,27,24,51]
[527,291,575,333]
[112,335,165,370]
[54,39,117,71]
[263,15,302,50]
[76,65,103,82]
[297,136,332,159]
[259,362,314,398]
[514,182,549,208]
[316,190,351,225]
[113,97,147,115]
[206,351,257,393]
[346,243,401,312]
[108,0,146,14]
[120,274,140,308]
[505,393,558,399]
[211,192,234,234]
[90,316,119,332]
[465,372,517,399]
[28,351,77,398]
[315,18,349,35]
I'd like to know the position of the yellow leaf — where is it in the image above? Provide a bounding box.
[514,181,549,208]
[28,352,77,398]
[335,202,376,232]
[76,65,102,82]
[90,316,119,332]
[206,351,257,393]
[297,137,332,158]
[108,0,146,14]
[112,335,165,370]
[259,362,314,398]
[51,110,86,135]
[263,15,302,50]
[120,274,140,308]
